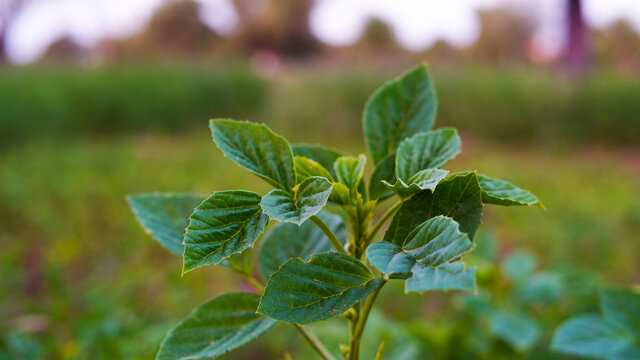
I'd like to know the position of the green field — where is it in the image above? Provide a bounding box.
[1,65,639,358]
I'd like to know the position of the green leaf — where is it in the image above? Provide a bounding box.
[220,248,254,276]
[405,262,476,293]
[295,156,334,183]
[478,174,541,207]
[502,251,537,283]
[365,241,414,279]
[402,216,474,266]
[382,168,448,199]
[384,172,483,245]
[395,128,461,180]
[260,176,332,225]
[258,211,346,280]
[257,252,382,323]
[369,152,396,201]
[552,315,637,358]
[601,288,640,338]
[291,144,344,178]
[363,64,437,164]
[210,119,296,190]
[489,311,541,351]
[329,182,352,205]
[334,155,366,190]
[183,190,268,274]
[128,193,205,255]
[157,292,275,360]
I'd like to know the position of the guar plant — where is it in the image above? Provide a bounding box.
[128,64,541,359]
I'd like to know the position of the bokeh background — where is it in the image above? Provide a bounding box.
[1,0,639,359]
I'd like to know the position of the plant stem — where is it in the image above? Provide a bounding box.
[374,341,386,360]
[294,324,336,360]
[365,201,402,247]
[241,272,335,360]
[311,215,346,254]
[351,278,387,358]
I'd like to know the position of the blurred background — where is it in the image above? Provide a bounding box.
[0,0,639,358]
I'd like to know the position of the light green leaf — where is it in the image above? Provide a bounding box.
[405,262,476,293]
[402,216,474,266]
[601,288,640,338]
[329,182,352,205]
[365,241,414,279]
[157,292,275,360]
[334,155,366,190]
[128,193,204,255]
[396,128,461,180]
[489,311,541,351]
[478,174,541,207]
[258,211,346,280]
[369,152,396,201]
[295,156,334,183]
[515,272,564,305]
[382,168,448,199]
[502,251,537,283]
[384,172,483,245]
[220,248,254,276]
[363,64,437,164]
[260,176,332,225]
[257,252,382,323]
[210,119,296,190]
[182,191,268,274]
[552,315,637,358]
[291,144,344,179]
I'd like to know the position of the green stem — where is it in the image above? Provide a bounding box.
[294,324,336,360]
[311,215,346,254]
[365,201,402,247]
[352,278,387,344]
[244,275,264,293]
[374,341,386,360]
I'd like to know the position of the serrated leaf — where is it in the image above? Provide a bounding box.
[478,174,541,207]
[210,119,296,190]
[382,169,448,199]
[601,288,640,338]
[260,176,332,225]
[365,241,414,279]
[369,152,396,201]
[489,311,541,351]
[384,172,483,245]
[334,155,366,190]
[402,216,474,266]
[363,64,437,164]
[405,262,476,293]
[128,193,205,255]
[396,128,461,180]
[294,156,334,183]
[157,292,275,360]
[291,144,344,179]
[257,252,382,323]
[258,211,346,280]
[183,191,268,274]
[552,315,637,358]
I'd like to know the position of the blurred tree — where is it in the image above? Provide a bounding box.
[564,0,589,74]
[594,20,640,73]
[41,36,85,63]
[360,17,394,49]
[230,0,320,58]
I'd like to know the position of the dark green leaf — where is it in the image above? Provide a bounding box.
[489,311,541,351]
[260,176,332,225]
[382,168,448,199]
[601,288,640,338]
[257,252,382,323]
[365,241,414,279]
[405,262,476,293]
[402,216,474,266]
[369,152,396,201]
[295,156,334,183]
[478,174,541,207]
[210,119,296,190]
[334,155,366,190]
[128,193,205,255]
[552,315,637,358]
[363,64,437,164]
[384,172,483,245]
[183,191,268,274]
[258,211,346,280]
[395,128,461,180]
[157,292,275,360]
[291,144,344,179]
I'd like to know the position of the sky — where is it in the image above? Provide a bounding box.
[4,0,640,64]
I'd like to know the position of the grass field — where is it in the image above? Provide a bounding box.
[1,127,638,358]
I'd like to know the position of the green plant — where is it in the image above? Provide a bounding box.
[127,64,541,359]
[552,288,640,359]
